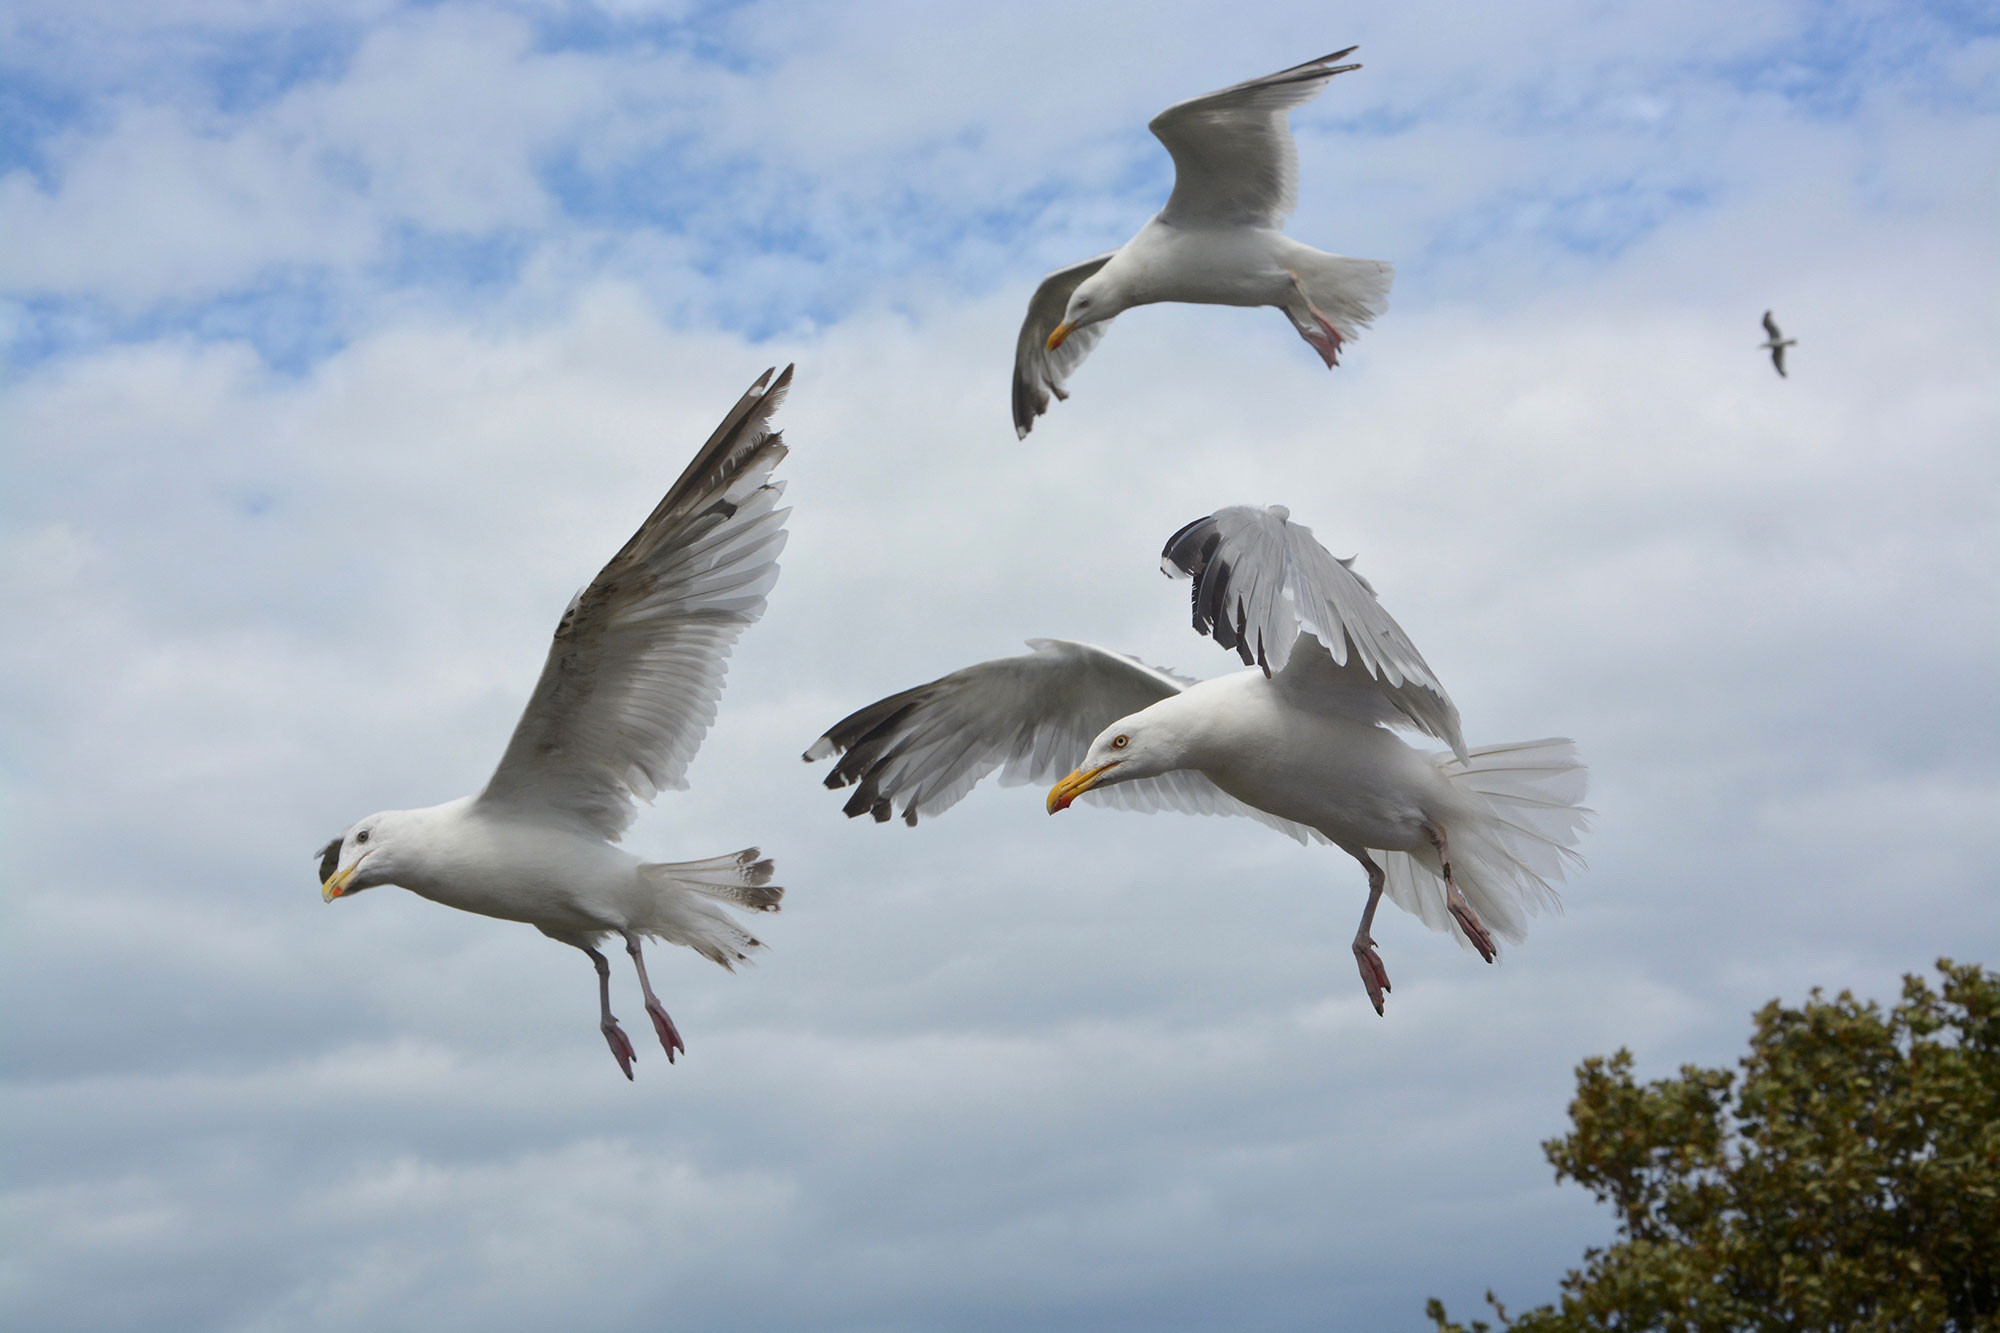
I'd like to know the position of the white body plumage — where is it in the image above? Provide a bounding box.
[1161,671,1453,854]
[318,367,795,1078]
[345,801,642,933]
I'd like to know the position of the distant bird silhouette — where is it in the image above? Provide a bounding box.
[1761,311,1797,378]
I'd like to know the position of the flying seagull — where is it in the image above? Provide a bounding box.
[318,367,795,1079]
[806,505,1587,1014]
[1760,311,1797,378]
[1012,49,1393,438]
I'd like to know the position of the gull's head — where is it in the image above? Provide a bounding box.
[1047,273,1120,352]
[316,811,408,903]
[1046,714,1182,814]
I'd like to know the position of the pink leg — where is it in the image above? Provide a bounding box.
[1287,271,1346,368]
[1351,854,1392,1016]
[1430,827,1496,963]
[622,930,686,1064]
[587,945,637,1080]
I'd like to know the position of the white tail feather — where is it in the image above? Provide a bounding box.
[1294,252,1393,339]
[1377,740,1589,951]
[634,848,782,970]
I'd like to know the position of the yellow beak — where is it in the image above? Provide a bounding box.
[1045,320,1076,352]
[321,851,370,903]
[1047,762,1118,814]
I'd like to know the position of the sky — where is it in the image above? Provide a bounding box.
[2,0,1996,1328]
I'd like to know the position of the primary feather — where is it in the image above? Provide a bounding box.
[477,369,793,839]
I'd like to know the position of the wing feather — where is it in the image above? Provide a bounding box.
[806,638,1315,840]
[1150,48,1361,229]
[1161,504,1466,758]
[473,366,794,839]
[1013,253,1117,438]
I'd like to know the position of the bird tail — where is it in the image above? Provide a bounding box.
[635,848,783,970]
[1377,739,1590,951]
[1288,251,1393,340]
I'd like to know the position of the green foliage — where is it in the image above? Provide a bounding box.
[1430,960,2000,1333]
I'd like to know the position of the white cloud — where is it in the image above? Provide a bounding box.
[2,1,1996,1329]
[9,0,1989,324]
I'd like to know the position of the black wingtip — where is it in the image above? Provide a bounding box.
[315,836,341,885]
[1160,513,1220,580]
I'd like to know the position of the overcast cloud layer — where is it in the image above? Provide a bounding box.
[3,2,1997,1329]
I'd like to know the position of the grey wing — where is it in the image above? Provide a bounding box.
[1014,253,1116,438]
[805,639,1182,824]
[1149,48,1361,229]
[1161,504,1466,758]
[1267,633,1434,732]
[474,366,794,840]
[805,638,1317,841]
[1762,310,1782,340]
[1771,343,1787,377]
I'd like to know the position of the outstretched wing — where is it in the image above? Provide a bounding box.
[474,367,794,840]
[1013,253,1116,438]
[1150,48,1361,229]
[1762,310,1782,340]
[1161,504,1465,758]
[1771,343,1787,377]
[805,638,1315,840]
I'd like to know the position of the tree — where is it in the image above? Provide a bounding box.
[1429,960,2000,1333]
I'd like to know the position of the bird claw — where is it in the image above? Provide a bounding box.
[1286,269,1345,368]
[1448,901,1497,964]
[1304,312,1344,368]
[1353,938,1391,1016]
[602,1017,638,1080]
[645,1001,685,1064]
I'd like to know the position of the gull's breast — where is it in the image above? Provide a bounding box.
[1124,222,1295,307]
[398,813,638,931]
[1187,675,1444,850]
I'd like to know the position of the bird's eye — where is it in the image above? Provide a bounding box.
[1112,735,1129,749]
[356,830,370,845]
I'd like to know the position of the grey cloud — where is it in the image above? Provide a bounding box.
[3,3,1996,1330]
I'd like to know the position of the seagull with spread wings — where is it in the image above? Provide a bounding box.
[807,506,1587,1014]
[1013,49,1393,438]
[317,367,794,1079]
[1760,311,1797,378]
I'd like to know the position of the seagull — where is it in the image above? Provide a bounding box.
[1012,49,1393,438]
[317,367,795,1079]
[1761,311,1797,378]
[807,505,1587,1015]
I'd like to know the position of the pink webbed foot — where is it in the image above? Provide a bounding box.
[1449,899,1498,964]
[1302,312,1345,368]
[602,1016,638,1080]
[1353,938,1392,1016]
[1285,269,1346,368]
[645,1000,685,1064]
